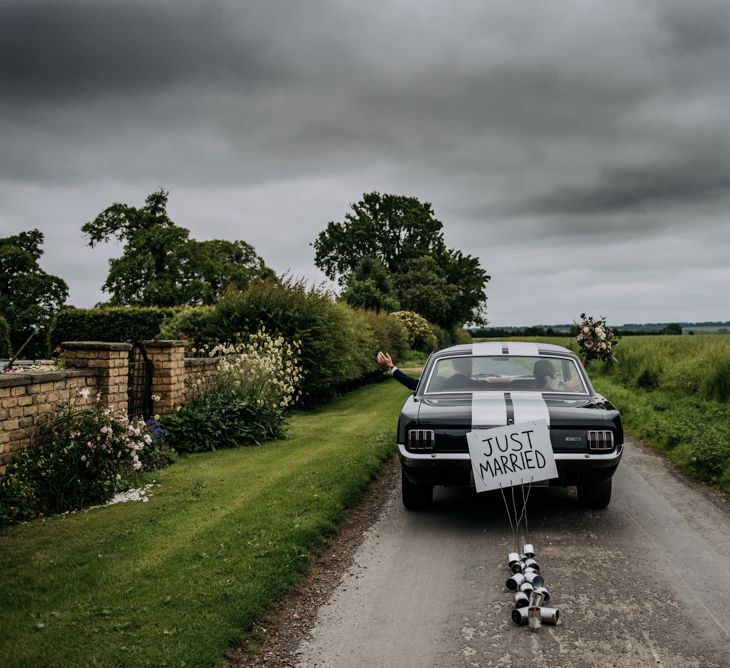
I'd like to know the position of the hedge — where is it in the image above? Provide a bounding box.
[160,279,418,405]
[49,306,181,350]
[0,315,11,358]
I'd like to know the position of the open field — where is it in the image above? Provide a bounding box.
[0,380,407,668]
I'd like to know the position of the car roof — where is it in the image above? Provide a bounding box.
[431,342,577,359]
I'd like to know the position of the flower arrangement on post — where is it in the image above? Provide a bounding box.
[575,313,618,369]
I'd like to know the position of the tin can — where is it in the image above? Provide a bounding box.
[519,581,534,596]
[514,591,529,608]
[528,606,542,631]
[505,572,526,591]
[523,571,544,588]
[524,558,540,572]
[529,590,545,607]
[523,543,535,558]
[511,606,560,626]
[534,586,550,603]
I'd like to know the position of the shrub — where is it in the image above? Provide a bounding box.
[159,279,439,404]
[162,279,391,404]
[0,314,10,357]
[0,389,166,525]
[357,309,409,362]
[391,310,438,353]
[161,329,302,453]
[157,306,226,345]
[450,327,473,345]
[49,306,180,350]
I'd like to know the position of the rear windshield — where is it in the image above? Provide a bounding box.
[424,355,587,394]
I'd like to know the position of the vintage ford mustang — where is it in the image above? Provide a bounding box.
[396,342,623,510]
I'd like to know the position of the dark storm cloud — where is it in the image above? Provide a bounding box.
[523,159,730,215]
[1,0,729,323]
[0,0,290,103]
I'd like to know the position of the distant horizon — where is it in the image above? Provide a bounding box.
[480,320,730,330]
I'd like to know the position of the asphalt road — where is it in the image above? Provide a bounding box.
[295,436,730,667]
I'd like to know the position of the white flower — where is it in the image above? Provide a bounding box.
[79,388,91,399]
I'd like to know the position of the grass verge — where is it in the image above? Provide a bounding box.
[0,379,409,668]
[591,377,730,495]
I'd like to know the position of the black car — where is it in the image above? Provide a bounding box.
[397,342,623,510]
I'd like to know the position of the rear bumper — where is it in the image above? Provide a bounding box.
[398,442,623,487]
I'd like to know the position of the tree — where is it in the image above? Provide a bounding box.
[394,255,457,325]
[341,257,400,313]
[83,190,274,306]
[660,323,683,335]
[313,192,489,327]
[0,229,68,358]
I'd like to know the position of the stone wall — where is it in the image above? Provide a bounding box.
[0,340,225,475]
[183,357,222,402]
[0,370,100,475]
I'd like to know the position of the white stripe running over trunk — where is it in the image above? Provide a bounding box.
[471,342,504,356]
[471,391,508,428]
[511,392,550,427]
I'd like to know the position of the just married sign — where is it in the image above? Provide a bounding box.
[466,419,558,493]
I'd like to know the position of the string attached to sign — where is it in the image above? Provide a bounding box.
[499,478,533,555]
[467,420,560,630]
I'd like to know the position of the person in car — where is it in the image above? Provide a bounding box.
[377,351,477,392]
[377,351,418,390]
[533,359,582,391]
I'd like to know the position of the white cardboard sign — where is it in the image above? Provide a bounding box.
[466,419,558,493]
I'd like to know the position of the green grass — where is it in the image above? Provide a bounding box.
[0,379,409,668]
[590,377,730,495]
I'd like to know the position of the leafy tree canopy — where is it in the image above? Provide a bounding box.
[83,190,274,306]
[313,192,489,327]
[0,229,68,358]
[341,256,400,313]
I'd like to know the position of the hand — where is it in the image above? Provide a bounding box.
[377,351,394,370]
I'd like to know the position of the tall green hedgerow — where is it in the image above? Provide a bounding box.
[450,326,473,345]
[216,280,376,404]
[49,306,180,349]
[357,309,409,361]
[0,314,11,357]
[160,279,407,405]
[157,305,226,344]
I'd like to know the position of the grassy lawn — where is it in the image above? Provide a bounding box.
[0,379,410,668]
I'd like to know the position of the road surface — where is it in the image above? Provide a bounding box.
[295,436,730,667]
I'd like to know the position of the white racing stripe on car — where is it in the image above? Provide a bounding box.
[471,391,508,428]
[471,342,504,356]
[503,342,540,356]
[511,392,551,427]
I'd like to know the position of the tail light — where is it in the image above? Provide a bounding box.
[408,429,435,451]
[587,430,614,451]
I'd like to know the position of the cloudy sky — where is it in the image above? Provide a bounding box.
[2,0,729,326]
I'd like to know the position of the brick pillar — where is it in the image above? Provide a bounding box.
[143,340,187,416]
[61,342,132,415]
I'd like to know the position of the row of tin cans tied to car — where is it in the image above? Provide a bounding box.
[505,544,560,630]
